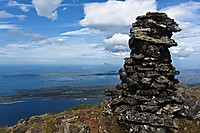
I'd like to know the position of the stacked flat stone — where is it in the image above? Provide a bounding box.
[104,12,200,133]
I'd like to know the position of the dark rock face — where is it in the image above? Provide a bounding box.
[103,12,200,133]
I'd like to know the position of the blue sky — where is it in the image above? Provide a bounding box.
[0,0,200,69]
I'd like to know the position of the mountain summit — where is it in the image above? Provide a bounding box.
[104,12,200,133]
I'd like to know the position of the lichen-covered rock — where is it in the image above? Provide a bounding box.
[103,12,200,133]
[79,124,91,133]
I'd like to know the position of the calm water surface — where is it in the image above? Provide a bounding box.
[0,64,121,127]
[0,64,199,127]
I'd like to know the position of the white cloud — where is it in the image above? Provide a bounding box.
[173,31,200,39]
[161,1,200,22]
[7,0,32,12]
[161,1,200,42]
[63,7,67,11]
[32,0,63,20]
[161,1,200,60]
[79,0,157,57]
[177,22,194,30]
[0,24,18,29]
[0,33,125,64]
[90,44,102,48]
[79,0,200,59]
[7,43,31,48]
[73,0,79,2]
[38,37,68,45]
[103,33,130,53]
[112,52,129,57]
[61,28,101,36]
[2,36,107,60]
[80,0,157,36]
[171,43,195,59]
[8,30,48,41]
[0,10,26,19]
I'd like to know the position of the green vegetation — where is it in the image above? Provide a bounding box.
[176,118,200,133]
[0,128,9,133]
[0,101,125,133]
[185,86,200,99]
[43,118,57,133]
[174,85,200,133]
[4,70,117,78]
[66,104,94,111]
[0,85,200,133]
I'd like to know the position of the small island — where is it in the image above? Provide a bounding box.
[0,85,115,104]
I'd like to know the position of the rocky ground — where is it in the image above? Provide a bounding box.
[0,85,200,133]
[103,12,200,133]
[0,101,125,133]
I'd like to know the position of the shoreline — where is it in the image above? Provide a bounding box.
[0,85,115,105]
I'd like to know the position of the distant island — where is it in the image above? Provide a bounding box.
[0,85,115,104]
[0,84,199,133]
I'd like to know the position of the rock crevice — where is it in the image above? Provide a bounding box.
[103,12,200,133]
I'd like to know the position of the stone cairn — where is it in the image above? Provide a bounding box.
[104,12,200,132]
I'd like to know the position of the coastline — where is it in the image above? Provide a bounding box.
[0,85,115,105]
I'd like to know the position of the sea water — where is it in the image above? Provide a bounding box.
[0,64,121,127]
[0,64,199,127]
[0,64,120,92]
